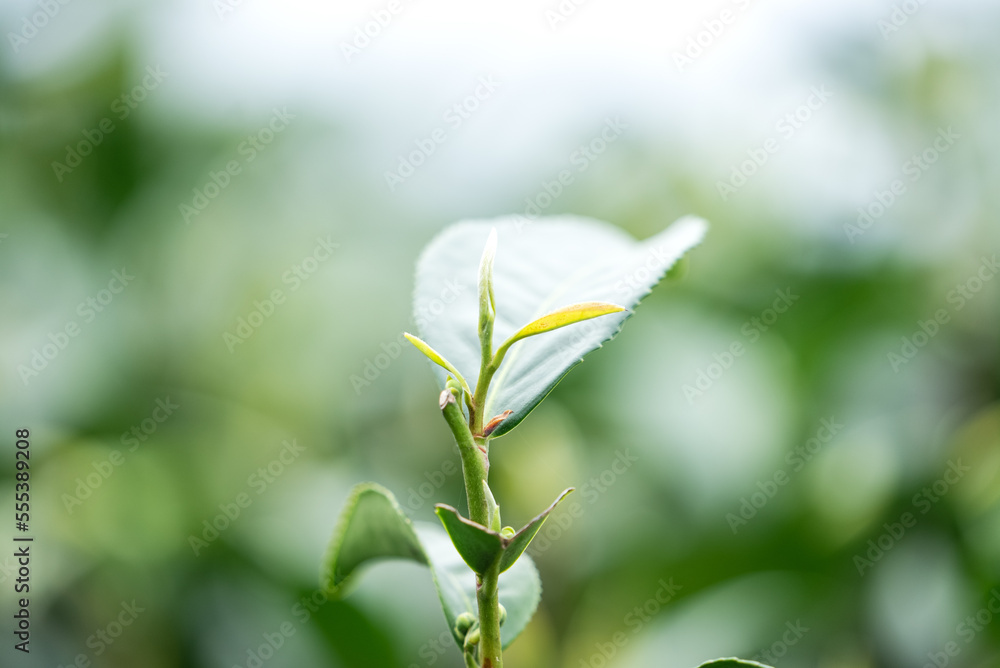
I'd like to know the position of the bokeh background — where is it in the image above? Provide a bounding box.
[2,0,999,666]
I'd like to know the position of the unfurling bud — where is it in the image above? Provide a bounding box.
[446,377,464,398]
[498,604,507,627]
[500,526,515,539]
[478,228,498,360]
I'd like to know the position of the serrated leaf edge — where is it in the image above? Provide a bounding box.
[485,216,707,436]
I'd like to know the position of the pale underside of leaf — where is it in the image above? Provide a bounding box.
[413,215,707,438]
[417,524,540,650]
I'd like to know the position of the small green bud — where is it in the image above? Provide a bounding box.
[454,612,476,637]
[498,604,507,626]
[500,526,515,539]
[478,228,498,360]
[464,626,481,650]
[446,377,464,396]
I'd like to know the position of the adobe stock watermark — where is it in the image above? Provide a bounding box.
[223,236,338,353]
[887,255,997,372]
[544,0,590,31]
[246,561,439,668]
[513,117,628,232]
[749,620,810,666]
[180,107,295,224]
[878,0,929,40]
[61,397,181,514]
[404,629,462,667]
[682,287,799,404]
[17,268,135,386]
[551,311,623,366]
[188,439,306,556]
[233,584,334,668]
[7,0,73,53]
[672,0,754,73]
[350,277,465,394]
[843,126,959,243]
[340,0,416,63]
[0,555,21,585]
[383,76,500,192]
[614,232,694,298]
[239,577,407,668]
[920,589,1000,668]
[213,0,249,20]
[854,459,970,576]
[528,448,639,556]
[716,85,833,201]
[56,600,145,668]
[404,458,461,512]
[726,417,843,534]
[579,578,682,668]
[52,65,168,182]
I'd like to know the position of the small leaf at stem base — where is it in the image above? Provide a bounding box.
[322,483,540,650]
[435,487,574,575]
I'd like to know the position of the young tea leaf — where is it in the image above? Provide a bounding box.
[403,332,472,396]
[413,215,707,438]
[478,227,498,359]
[493,302,626,365]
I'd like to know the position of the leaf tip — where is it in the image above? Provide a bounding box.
[479,228,499,318]
[479,228,498,276]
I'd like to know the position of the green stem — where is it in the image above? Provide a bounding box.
[440,392,502,667]
[471,359,499,436]
[476,560,503,668]
[441,394,489,524]
[470,334,519,436]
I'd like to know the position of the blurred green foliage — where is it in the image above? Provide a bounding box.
[1,2,998,667]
